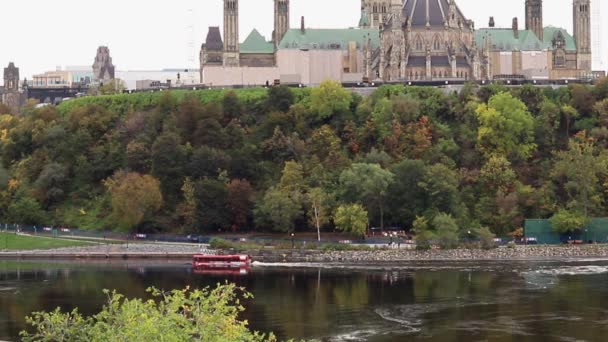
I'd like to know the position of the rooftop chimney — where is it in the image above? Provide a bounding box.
[301,16,305,33]
[489,16,495,28]
[512,17,519,39]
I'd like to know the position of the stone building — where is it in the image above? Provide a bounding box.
[1,62,26,113]
[368,0,486,81]
[200,0,379,85]
[477,0,592,79]
[200,0,593,85]
[92,46,116,82]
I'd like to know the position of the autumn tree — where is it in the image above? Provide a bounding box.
[476,92,536,160]
[334,204,368,237]
[104,172,163,232]
[550,209,589,234]
[309,80,352,122]
[551,131,608,217]
[227,179,254,231]
[178,177,197,232]
[307,187,332,241]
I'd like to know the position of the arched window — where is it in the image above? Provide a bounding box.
[415,36,424,51]
[433,36,441,50]
[415,71,419,79]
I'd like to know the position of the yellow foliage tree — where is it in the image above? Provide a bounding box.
[104,171,163,231]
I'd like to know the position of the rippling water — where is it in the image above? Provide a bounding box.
[2,259,608,341]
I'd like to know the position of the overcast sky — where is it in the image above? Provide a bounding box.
[1,0,606,83]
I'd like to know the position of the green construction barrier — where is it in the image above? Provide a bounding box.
[525,218,608,244]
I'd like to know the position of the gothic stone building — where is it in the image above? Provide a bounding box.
[364,0,591,82]
[361,0,485,81]
[92,46,116,82]
[1,62,26,113]
[200,0,592,85]
[476,0,592,80]
[200,0,286,73]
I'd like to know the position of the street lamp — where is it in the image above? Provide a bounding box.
[291,233,295,249]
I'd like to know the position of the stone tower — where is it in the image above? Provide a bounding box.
[92,46,115,82]
[525,0,543,40]
[361,0,391,29]
[3,62,19,92]
[380,0,405,80]
[2,62,25,113]
[573,0,592,71]
[223,0,240,67]
[274,0,290,48]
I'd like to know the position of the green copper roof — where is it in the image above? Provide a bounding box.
[475,26,576,51]
[359,9,370,28]
[240,29,274,54]
[278,28,380,50]
[543,26,577,51]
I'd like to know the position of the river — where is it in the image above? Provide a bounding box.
[1,259,608,341]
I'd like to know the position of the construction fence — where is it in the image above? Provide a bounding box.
[524,218,608,244]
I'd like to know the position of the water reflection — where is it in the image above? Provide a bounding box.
[1,260,608,341]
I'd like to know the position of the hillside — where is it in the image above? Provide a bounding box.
[0,80,607,238]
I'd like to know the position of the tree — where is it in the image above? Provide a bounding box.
[256,187,301,233]
[222,91,242,124]
[33,162,68,206]
[418,163,463,219]
[267,86,294,112]
[550,209,589,234]
[479,155,517,194]
[99,79,125,95]
[339,163,394,229]
[551,131,607,216]
[7,196,47,225]
[387,159,427,227]
[178,177,197,231]
[413,216,434,250]
[476,92,536,160]
[227,179,254,231]
[433,213,460,249]
[21,284,277,342]
[104,172,163,232]
[307,187,331,241]
[334,204,368,237]
[151,132,188,202]
[194,179,229,232]
[309,80,352,122]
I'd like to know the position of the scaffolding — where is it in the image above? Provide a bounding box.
[592,0,604,70]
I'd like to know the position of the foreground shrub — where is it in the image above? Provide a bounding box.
[434,213,459,249]
[21,284,277,342]
[476,227,497,250]
[209,237,236,250]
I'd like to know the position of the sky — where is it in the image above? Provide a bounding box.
[0,0,606,84]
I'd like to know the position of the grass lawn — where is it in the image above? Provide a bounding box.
[0,232,93,251]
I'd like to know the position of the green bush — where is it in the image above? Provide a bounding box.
[21,284,277,342]
[209,238,235,250]
[476,227,497,250]
[415,230,436,250]
[433,213,460,250]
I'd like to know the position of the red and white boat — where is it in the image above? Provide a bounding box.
[192,254,252,269]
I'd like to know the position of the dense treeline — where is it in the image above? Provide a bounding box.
[0,79,607,239]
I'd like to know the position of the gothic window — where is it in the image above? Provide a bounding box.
[415,36,424,51]
[554,50,566,67]
[415,71,419,79]
[433,36,441,50]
